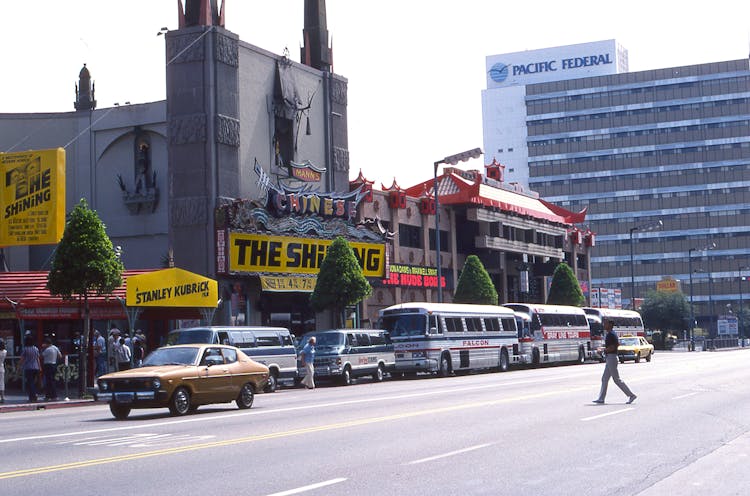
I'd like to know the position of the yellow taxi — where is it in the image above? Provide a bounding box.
[617,335,654,363]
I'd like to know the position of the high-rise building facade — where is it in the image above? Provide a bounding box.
[483,41,750,334]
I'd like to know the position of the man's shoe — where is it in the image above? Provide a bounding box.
[627,395,637,404]
[592,399,604,404]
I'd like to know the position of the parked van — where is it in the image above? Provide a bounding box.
[166,326,297,392]
[298,329,395,385]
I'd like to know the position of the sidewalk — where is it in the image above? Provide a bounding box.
[0,390,95,413]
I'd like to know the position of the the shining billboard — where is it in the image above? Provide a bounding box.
[1,148,66,246]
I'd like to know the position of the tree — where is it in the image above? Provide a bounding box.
[453,255,498,305]
[310,236,372,328]
[546,262,585,306]
[640,290,690,335]
[47,198,124,396]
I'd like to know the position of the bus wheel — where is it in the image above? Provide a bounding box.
[498,349,510,372]
[438,354,451,377]
[372,364,385,382]
[532,348,541,366]
[578,346,586,364]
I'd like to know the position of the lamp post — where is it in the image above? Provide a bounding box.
[687,242,716,349]
[739,265,750,344]
[628,220,662,310]
[433,148,482,303]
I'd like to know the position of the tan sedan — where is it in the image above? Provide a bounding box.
[96,344,269,419]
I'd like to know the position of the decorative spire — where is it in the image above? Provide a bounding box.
[74,63,96,111]
[178,0,225,28]
[300,0,332,71]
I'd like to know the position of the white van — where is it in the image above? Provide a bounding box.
[166,326,297,392]
[297,329,395,385]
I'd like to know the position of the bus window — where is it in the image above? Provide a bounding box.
[484,318,500,332]
[445,317,463,332]
[466,317,482,332]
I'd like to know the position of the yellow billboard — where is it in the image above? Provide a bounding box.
[1,148,65,246]
[126,268,218,307]
[228,232,385,277]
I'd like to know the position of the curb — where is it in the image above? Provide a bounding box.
[0,399,95,413]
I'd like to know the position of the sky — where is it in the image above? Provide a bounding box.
[3,0,750,188]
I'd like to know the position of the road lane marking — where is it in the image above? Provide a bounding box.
[406,443,493,465]
[0,385,589,480]
[672,392,699,400]
[265,478,347,496]
[581,408,634,421]
[0,377,582,445]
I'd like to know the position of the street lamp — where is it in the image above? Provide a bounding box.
[628,219,662,310]
[739,265,750,344]
[433,148,482,303]
[687,242,716,349]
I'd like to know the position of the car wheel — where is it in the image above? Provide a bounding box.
[532,348,541,366]
[340,366,352,385]
[619,357,625,364]
[498,348,510,372]
[169,387,191,416]
[635,353,641,363]
[264,372,278,393]
[578,346,586,364]
[438,354,451,377]
[236,383,255,409]
[109,403,131,420]
[646,351,652,362]
[372,364,385,382]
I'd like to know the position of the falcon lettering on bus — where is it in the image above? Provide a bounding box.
[505,303,591,366]
[378,302,522,377]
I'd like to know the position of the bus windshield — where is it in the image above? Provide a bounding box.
[380,314,427,337]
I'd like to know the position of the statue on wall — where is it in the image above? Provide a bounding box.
[117,129,160,214]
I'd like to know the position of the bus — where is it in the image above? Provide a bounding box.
[504,303,591,365]
[583,308,645,361]
[378,302,522,376]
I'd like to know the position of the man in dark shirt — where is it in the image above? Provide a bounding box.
[593,319,637,404]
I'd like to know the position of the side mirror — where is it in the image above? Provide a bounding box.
[429,327,437,335]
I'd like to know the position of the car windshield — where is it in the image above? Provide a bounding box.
[620,338,639,346]
[143,347,200,366]
[304,333,345,347]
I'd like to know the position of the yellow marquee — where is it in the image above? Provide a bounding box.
[126,268,218,307]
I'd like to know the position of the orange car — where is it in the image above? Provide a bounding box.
[96,344,269,419]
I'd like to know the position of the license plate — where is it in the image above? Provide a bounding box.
[114,392,135,403]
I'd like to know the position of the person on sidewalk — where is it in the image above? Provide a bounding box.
[0,339,6,403]
[114,337,132,371]
[593,319,637,405]
[18,335,42,403]
[42,337,63,400]
[93,330,107,377]
[299,336,316,390]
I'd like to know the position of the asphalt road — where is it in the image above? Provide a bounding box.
[1,350,749,496]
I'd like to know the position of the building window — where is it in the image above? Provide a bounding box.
[428,229,449,252]
[399,224,422,249]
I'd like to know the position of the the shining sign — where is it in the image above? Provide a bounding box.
[1,148,65,246]
[229,233,385,277]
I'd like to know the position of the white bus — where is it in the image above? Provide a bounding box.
[378,302,522,376]
[504,303,591,365]
[583,308,645,361]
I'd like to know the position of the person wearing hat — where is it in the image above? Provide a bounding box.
[107,326,121,373]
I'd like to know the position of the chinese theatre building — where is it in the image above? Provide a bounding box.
[352,161,593,325]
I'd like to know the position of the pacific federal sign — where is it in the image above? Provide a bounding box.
[1,148,65,246]
[126,268,218,307]
[229,232,385,277]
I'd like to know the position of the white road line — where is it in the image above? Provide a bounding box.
[672,392,699,400]
[406,443,493,465]
[265,478,347,496]
[581,408,634,421]
[0,379,570,445]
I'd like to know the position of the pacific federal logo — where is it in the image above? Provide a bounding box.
[489,62,509,83]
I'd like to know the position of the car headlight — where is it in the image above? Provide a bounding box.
[99,380,108,391]
[152,378,161,389]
